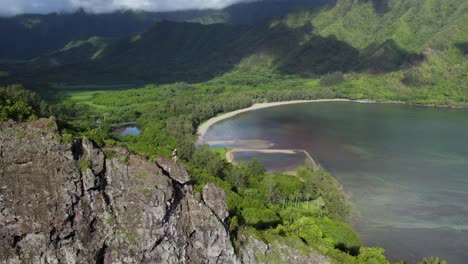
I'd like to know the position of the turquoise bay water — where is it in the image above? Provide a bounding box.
[202,102,468,263]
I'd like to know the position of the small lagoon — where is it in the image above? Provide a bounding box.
[112,126,141,136]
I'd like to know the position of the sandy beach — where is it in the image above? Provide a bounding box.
[225,148,297,163]
[202,139,274,149]
[225,148,317,169]
[197,98,353,140]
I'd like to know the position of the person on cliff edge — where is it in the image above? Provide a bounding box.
[172,148,178,163]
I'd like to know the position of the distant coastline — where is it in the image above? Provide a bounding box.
[197,98,354,140]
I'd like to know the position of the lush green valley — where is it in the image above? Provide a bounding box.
[0,0,466,263]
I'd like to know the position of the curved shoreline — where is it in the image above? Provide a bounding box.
[197,98,468,140]
[197,99,353,140]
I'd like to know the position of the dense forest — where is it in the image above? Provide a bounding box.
[1,0,465,263]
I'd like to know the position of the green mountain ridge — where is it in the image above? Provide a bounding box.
[16,0,465,85]
[0,0,328,60]
[192,0,328,25]
[1,0,467,105]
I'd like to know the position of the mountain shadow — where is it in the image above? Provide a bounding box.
[14,19,425,85]
[269,25,360,76]
[24,21,272,84]
[455,42,468,55]
[360,39,425,74]
[267,24,421,77]
[204,0,329,25]
[0,1,329,60]
[366,0,390,14]
[0,11,169,60]
[21,21,365,84]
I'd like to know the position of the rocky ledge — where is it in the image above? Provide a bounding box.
[0,118,236,263]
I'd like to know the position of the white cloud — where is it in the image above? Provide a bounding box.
[0,0,257,16]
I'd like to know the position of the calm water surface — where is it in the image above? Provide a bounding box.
[112,126,141,136]
[202,102,468,264]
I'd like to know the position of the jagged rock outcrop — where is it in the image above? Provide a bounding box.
[155,157,191,185]
[202,183,229,222]
[0,118,329,264]
[0,118,237,263]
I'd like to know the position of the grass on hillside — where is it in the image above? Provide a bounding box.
[62,90,112,110]
[211,148,229,160]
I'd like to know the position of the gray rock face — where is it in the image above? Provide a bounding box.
[82,137,105,175]
[155,157,191,184]
[202,183,229,221]
[149,192,238,264]
[0,118,237,263]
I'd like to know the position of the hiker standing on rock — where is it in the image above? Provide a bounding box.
[172,148,178,163]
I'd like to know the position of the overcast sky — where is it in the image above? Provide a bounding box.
[0,0,257,16]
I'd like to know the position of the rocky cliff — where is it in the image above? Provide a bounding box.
[0,118,329,264]
[0,118,237,263]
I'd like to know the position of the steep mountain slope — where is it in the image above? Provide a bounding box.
[193,0,328,25]
[32,36,113,67]
[288,0,467,51]
[24,20,365,84]
[0,10,188,60]
[94,21,270,83]
[0,0,329,60]
[18,21,269,84]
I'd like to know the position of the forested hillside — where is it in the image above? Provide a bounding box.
[0,10,166,60]
[7,0,465,106]
[0,0,328,60]
[193,0,327,25]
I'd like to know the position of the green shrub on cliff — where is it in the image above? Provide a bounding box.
[273,216,388,263]
[0,84,50,122]
[242,208,282,229]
